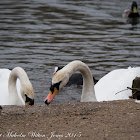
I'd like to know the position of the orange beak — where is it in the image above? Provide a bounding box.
[25,102,30,105]
[44,87,58,105]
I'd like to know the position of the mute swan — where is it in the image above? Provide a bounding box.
[123,1,140,18]
[54,66,98,86]
[44,60,140,104]
[0,67,34,105]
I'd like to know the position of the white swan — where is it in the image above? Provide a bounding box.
[44,60,140,104]
[0,67,34,105]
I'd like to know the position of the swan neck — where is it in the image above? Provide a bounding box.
[8,67,29,105]
[65,61,97,102]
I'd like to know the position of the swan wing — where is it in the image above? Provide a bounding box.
[95,67,140,101]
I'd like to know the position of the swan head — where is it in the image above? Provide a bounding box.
[19,80,34,105]
[24,85,34,105]
[44,68,70,105]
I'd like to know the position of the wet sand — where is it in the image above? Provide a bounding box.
[0,100,140,140]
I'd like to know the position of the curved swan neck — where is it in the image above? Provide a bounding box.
[63,60,97,102]
[8,67,32,105]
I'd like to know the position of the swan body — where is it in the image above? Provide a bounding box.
[0,67,34,105]
[44,60,140,104]
[94,67,140,101]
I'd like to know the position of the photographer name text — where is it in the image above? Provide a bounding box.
[0,130,82,139]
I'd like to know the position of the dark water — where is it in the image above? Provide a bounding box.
[0,0,140,104]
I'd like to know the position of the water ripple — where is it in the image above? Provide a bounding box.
[0,0,140,104]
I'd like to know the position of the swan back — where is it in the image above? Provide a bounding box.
[95,67,140,101]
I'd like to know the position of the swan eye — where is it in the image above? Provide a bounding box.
[50,81,62,93]
[25,94,34,105]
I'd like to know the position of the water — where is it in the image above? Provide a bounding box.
[0,0,140,104]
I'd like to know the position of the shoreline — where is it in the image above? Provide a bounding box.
[0,100,140,140]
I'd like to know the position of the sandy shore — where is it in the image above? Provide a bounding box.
[0,100,140,140]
